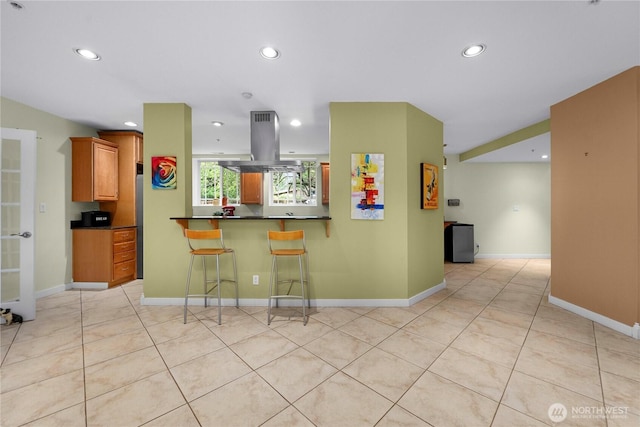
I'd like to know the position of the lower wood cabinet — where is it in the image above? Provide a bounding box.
[73,227,136,287]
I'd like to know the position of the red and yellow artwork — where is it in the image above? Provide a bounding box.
[421,163,438,209]
[351,153,384,220]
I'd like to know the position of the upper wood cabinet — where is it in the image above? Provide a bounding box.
[134,134,143,164]
[240,173,263,205]
[321,162,330,204]
[71,137,119,202]
[97,130,143,226]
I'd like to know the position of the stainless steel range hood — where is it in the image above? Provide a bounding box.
[218,111,303,173]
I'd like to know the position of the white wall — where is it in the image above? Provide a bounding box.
[443,156,551,258]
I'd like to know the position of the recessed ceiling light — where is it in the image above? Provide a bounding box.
[74,48,101,61]
[541,154,549,159]
[290,119,301,127]
[241,92,253,99]
[9,2,25,10]
[124,121,138,127]
[260,46,280,59]
[212,121,224,127]
[462,44,486,58]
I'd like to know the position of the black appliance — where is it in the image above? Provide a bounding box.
[445,223,474,263]
[81,211,111,227]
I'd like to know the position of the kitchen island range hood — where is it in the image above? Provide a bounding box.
[218,111,303,173]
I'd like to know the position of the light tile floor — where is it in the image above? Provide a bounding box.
[1,259,639,426]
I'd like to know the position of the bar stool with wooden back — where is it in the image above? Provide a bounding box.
[183,228,238,325]
[267,229,310,325]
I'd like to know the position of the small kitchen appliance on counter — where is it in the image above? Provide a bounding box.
[222,206,236,216]
[81,210,111,227]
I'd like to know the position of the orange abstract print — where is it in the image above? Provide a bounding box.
[421,163,438,209]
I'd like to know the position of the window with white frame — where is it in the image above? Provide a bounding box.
[192,159,240,205]
[269,160,318,206]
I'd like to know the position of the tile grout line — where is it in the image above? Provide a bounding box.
[7,260,637,426]
[489,259,549,426]
[431,259,534,426]
[80,289,89,427]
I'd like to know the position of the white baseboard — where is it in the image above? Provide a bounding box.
[476,254,551,259]
[409,280,446,305]
[35,284,68,299]
[70,282,108,290]
[549,294,639,339]
[141,281,448,309]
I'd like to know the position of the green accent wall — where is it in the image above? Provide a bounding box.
[406,104,445,297]
[328,102,444,299]
[142,103,193,298]
[141,102,444,302]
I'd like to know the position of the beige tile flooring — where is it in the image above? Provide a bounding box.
[1,259,639,426]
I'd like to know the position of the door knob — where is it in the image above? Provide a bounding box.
[10,231,32,238]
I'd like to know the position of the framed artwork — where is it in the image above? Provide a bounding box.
[421,162,438,209]
[151,156,177,189]
[351,153,384,220]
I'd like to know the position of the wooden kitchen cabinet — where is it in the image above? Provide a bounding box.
[134,134,143,164]
[71,137,119,202]
[97,130,143,226]
[241,172,263,204]
[321,162,330,204]
[72,227,136,287]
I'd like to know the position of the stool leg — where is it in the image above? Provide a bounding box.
[267,255,276,325]
[232,251,239,308]
[274,257,280,308]
[202,256,208,308]
[184,254,195,324]
[305,252,311,309]
[216,254,221,325]
[298,255,307,325]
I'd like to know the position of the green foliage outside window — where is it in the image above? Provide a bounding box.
[198,161,240,205]
[271,161,317,205]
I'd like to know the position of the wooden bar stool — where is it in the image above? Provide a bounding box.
[267,230,310,325]
[183,228,238,325]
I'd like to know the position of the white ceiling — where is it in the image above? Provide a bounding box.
[1,1,638,162]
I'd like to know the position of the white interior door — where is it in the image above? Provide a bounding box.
[1,128,36,322]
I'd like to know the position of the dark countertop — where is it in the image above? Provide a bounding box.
[170,215,332,237]
[170,215,331,220]
[70,221,136,230]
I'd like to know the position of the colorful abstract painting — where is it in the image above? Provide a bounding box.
[151,156,177,189]
[351,153,384,220]
[421,163,438,209]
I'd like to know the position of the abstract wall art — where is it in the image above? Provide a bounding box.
[351,153,384,220]
[421,162,438,209]
[151,156,177,190]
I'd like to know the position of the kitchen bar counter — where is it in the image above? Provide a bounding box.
[170,215,332,237]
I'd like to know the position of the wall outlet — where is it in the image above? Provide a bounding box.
[252,275,259,285]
